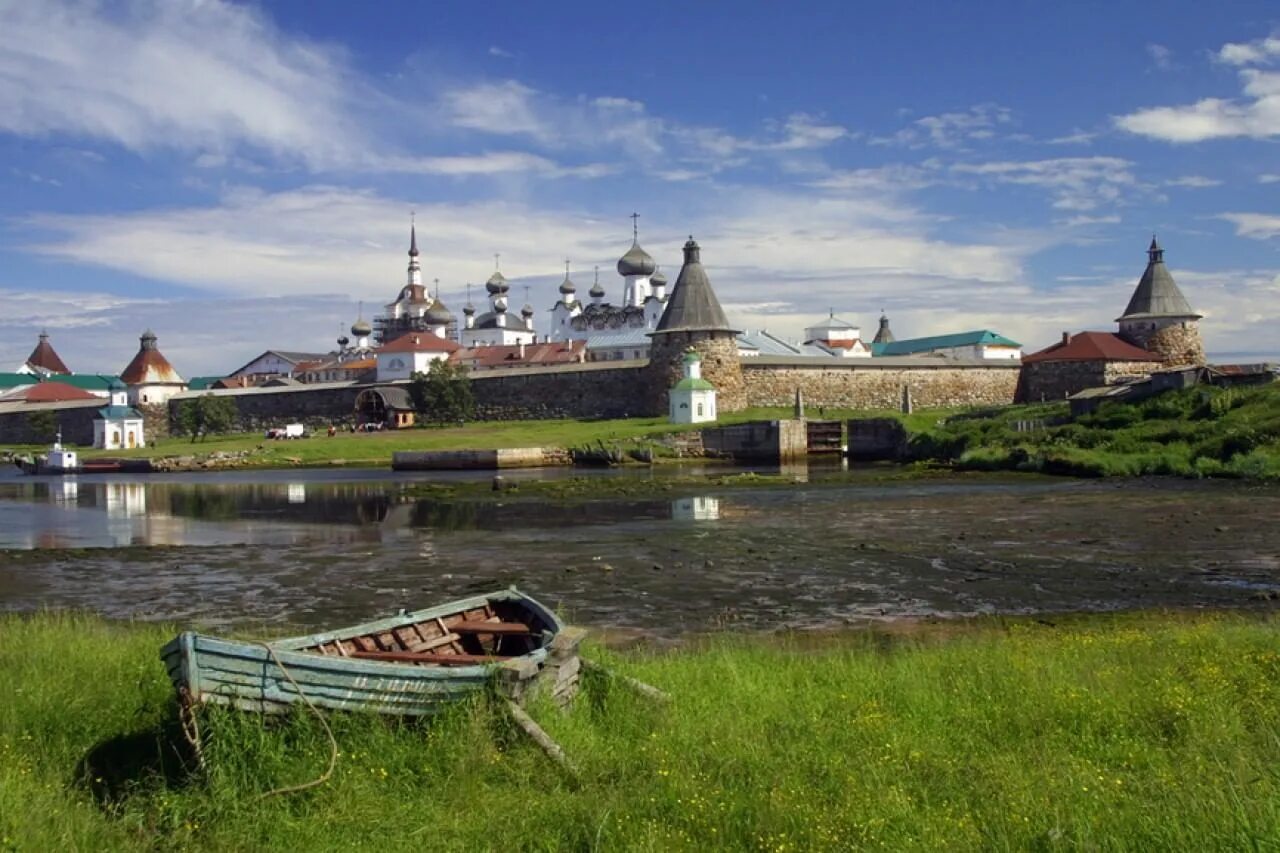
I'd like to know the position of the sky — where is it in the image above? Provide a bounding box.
[1,0,1278,377]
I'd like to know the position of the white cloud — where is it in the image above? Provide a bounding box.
[875,104,1014,149]
[1258,174,1280,184]
[809,163,941,194]
[0,0,378,170]
[1117,33,1280,142]
[1147,43,1175,71]
[1165,175,1223,188]
[951,157,1140,211]
[1046,130,1098,145]
[1059,214,1121,228]
[487,46,515,59]
[1216,36,1280,66]
[1217,212,1280,239]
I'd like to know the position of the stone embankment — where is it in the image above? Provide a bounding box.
[150,449,262,471]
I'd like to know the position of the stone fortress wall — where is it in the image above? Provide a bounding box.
[162,356,1021,432]
[1015,359,1162,404]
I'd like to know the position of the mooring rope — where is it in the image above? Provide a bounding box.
[257,642,339,799]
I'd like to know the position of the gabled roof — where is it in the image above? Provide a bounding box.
[654,238,736,335]
[2,381,98,403]
[186,376,221,391]
[1117,238,1200,321]
[1022,331,1159,364]
[875,330,1020,356]
[228,350,329,377]
[25,333,70,374]
[452,340,585,368]
[378,333,460,354]
[806,314,859,333]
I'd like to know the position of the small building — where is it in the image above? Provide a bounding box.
[354,386,415,429]
[375,333,460,382]
[669,349,717,424]
[94,380,145,449]
[1018,331,1162,402]
[802,313,872,358]
[873,330,1022,360]
[226,350,329,385]
[120,330,187,405]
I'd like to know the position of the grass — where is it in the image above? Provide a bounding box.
[907,381,1280,481]
[2,611,1278,850]
[14,405,942,470]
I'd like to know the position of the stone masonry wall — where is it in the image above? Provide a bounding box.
[162,359,1028,435]
[646,332,746,416]
[1016,359,1161,403]
[744,362,1019,410]
[0,402,100,446]
[1145,322,1205,367]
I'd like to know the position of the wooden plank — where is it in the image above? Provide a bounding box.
[452,620,534,636]
[348,650,512,666]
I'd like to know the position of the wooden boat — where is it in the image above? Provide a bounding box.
[161,588,569,716]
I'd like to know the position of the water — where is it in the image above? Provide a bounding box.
[1,466,1277,634]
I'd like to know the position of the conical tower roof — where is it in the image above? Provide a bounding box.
[120,330,184,385]
[653,237,737,335]
[1117,237,1201,321]
[873,313,895,344]
[25,331,70,374]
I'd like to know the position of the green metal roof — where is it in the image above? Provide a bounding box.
[672,377,715,391]
[45,374,119,390]
[186,376,222,390]
[874,330,1021,356]
[96,405,143,419]
[0,372,34,389]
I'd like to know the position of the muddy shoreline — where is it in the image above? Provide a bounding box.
[2,473,1277,634]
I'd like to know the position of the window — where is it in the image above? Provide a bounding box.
[697,403,704,417]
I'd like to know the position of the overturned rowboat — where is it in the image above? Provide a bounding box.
[161,588,583,716]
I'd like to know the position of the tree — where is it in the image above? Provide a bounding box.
[175,394,238,442]
[25,411,57,444]
[409,359,474,425]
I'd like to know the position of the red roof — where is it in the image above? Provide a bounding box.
[451,340,585,369]
[5,381,98,403]
[26,334,70,374]
[120,332,184,384]
[378,334,460,354]
[1023,331,1159,364]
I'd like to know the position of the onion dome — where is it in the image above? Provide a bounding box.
[463,302,476,316]
[337,335,350,348]
[351,317,372,337]
[617,240,657,277]
[589,264,606,299]
[650,267,668,289]
[425,298,454,326]
[485,269,509,295]
[559,272,576,296]
[521,303,535,318]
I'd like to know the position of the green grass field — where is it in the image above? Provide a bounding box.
[2,611,1277,850]
[44,406,943,469]
[908,381,1280,481]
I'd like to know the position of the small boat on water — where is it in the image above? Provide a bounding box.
[14,432,152,475]
[161,588,572,716]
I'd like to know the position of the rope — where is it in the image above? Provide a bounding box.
[257,642,339,799]
[177,687,207,772]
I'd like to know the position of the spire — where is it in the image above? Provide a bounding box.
[653,236,736,334]
[560,258,576,295]
[25,330,70,375]
[408,213,419,257]
[1117,236,1200,321]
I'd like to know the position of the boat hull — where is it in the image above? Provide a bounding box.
[160,589,563,716]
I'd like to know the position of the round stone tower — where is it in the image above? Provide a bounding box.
[645,237,745,415]
[1116,237,1205,366]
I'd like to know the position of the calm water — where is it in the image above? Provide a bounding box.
[1,465,1278,634]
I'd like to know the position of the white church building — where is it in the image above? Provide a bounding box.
[94,380,146,449]
[669,349,717,424]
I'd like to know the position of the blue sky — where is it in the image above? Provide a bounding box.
[1,0,1278,376]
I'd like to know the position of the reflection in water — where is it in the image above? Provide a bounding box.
[2,468,1279,635]
[672,496,720,521]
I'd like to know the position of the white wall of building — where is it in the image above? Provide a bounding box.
[375,350,450,382]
